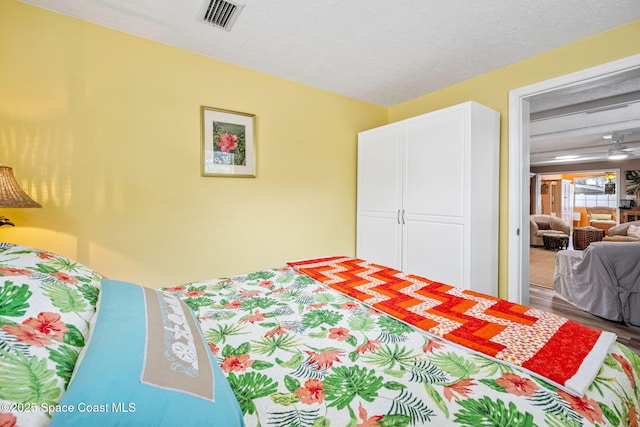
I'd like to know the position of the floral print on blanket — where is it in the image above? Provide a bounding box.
[165,266,640,427]
[0,243,102,427]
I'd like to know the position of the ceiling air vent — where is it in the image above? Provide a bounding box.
[201,0,244,31]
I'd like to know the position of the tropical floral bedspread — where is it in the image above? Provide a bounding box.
[165,265,640,427]
[0,243,102,427]
[287,256,615,397]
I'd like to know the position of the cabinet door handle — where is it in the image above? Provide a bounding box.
[402,209,406,225]
[397,209,401,224]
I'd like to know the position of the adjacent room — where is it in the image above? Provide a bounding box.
[525,68,640,352]
[2,1,640,426]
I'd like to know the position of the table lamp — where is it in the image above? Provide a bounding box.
[0,166,41,227]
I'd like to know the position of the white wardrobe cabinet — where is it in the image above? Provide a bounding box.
[356,101,499,296]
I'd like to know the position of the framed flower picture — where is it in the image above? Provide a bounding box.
[201,106,256,177]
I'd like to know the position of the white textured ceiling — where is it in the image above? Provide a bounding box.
[528,68,640,166]
[17,0,640,107]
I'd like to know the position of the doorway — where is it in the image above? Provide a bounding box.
[508,54,640,305]
[532,170,621,219]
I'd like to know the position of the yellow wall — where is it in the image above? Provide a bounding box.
[2,1,639,296]
[389,19,640,298]
[0,1,387,287]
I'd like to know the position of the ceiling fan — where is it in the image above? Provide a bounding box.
[530,128,640,165]
[606,132,636,160]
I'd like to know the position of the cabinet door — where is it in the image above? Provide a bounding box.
[402,108,466,287]
[404,108,465,218]
[356,123,403,269]
[405,221,464,286]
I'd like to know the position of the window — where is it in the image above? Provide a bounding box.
[573,175,617,208]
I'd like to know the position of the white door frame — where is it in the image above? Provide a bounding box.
[508,54,640,304]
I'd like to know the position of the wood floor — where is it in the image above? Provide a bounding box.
[529,284,640,355]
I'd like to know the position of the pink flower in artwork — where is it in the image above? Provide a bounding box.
[328,327,350,341]
[0,268,32,276]
[216,133,238,152]
[220,354,254,373]
[496,373,538,397]
[305,349,344,370]
[443,378,476,402]
[23,312,69,340]
[295,379,326,405]
[165,286,186,293]
[52,271,79,285]
[258,280,274,288]
[2,323,52,347]
[557,390,605,424]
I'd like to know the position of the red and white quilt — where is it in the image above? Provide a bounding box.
[288,256,617,396]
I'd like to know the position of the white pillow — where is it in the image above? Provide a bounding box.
[627,225,640,239]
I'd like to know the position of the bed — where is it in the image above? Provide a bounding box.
[1,243,638,426]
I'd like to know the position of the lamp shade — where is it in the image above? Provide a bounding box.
[0,166,41,208]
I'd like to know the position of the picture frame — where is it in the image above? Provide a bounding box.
[201,106,256,177]
[626,170,640,197]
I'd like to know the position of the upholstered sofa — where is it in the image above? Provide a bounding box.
[602,220,640,242]
[530,214,571,247]
[554,241,640,327]
[586,206,617,235]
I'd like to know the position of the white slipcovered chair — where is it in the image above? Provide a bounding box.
[554,241,640,327]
